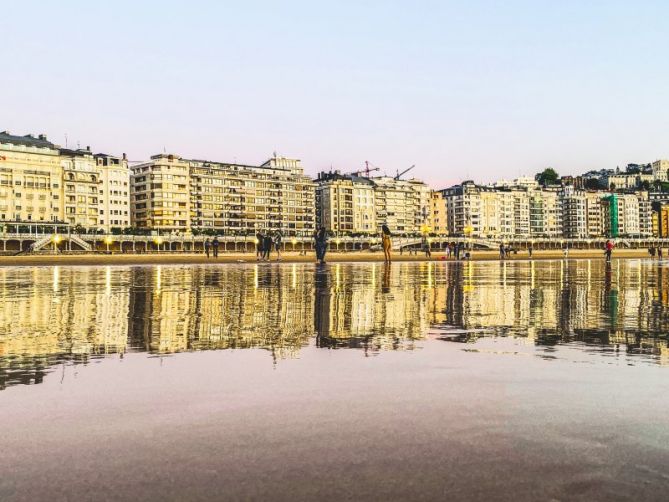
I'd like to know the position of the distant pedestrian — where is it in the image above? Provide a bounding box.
[563,244,569,259]
[381,224,392,263]
[212,236,219,258]
[528,243,533,258]
[649,247,656,258]
[422,235,431,258]
[204,238,211,258]
[263,234,272,261]
[274,231,283,261]
[499,243,505,260]
[256,231,264,261]
[315,226,328,264]
[605,239,614,262]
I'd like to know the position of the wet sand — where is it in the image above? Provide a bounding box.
[0,248,653,267]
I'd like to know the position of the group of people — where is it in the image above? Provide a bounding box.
[648,246,663,259]
[203,237,220,258]
[313,223,393,265]
[444,242,469,260]
[256,230,283,261]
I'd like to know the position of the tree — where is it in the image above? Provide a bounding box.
[535,168,559,187]
[584,178,602,190]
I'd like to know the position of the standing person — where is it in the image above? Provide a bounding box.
[422,235,431,258]
[454,242,461,260]
[499,243,505,260]
[528,243,533,259]
[212,236,219,258]
[204,238,211,258]
[263,233,273,261]
[273,230,283,261]
[381,224,392,263]
[605,239,614,262]
[315,226,328,264]
[563,244,569,259]
[256,231,264,261]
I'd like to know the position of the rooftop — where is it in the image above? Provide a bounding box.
[0,131,57,149]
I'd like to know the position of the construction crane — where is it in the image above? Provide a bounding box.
[345,161,380,178]
[394,165,415,180]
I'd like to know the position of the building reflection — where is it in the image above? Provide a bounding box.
[1,260,669,390]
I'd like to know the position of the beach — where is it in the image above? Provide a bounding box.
[0,248,654,267]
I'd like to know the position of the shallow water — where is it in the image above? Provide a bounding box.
[1,260,669,500]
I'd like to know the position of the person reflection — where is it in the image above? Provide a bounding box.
[313,265,331,347]
[603,261,618,332]
[382,262,391,293]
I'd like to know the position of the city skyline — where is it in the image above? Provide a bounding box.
[4,1,669,187]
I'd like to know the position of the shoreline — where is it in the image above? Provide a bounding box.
[0,249,658,267]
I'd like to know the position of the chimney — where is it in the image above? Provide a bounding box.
[122,152,127,160]
[86,145,91,152]
[38,134,47,140]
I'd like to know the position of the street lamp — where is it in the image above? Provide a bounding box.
[104,236,113,253]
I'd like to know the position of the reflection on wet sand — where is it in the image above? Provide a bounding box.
[1,259,669,389]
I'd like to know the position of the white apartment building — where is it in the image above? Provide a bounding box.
[60,147,100,228]
[189,156,315,236]
[316,172,431,235]
[96,153,130,231]
[652,160,669,182]
[0,131,63,223]
[131,154,191,231]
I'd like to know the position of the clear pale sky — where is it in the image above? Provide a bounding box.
[3,1,669,188]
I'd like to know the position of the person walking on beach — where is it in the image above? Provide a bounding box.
[422,235,431,258]
[204,238,211,258]
[381,224,392,263]
[499,243,505,260]
[262,233,273,261]
[314,226,328,265]
[528,243,533,258]
[212,236,219,258]
[256,231,264,261]
[605,239,614,262]
[273,230,283,261]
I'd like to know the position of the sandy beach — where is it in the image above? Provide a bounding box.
[0,248,655,267]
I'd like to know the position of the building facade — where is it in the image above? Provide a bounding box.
[0,132,63,224]
[131,154,191,232]
[96,153,131,231]
[131,154,315,236]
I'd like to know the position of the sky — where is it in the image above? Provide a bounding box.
[2,0,669,188]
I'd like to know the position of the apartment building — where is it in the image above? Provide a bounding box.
[131,154,315,236]
[130,154,191,231]
[316,171,376,234]
[95,153,130,231]
[189,156,315,236]
[652,160,669,182]
[429,191,448,235]
[60,147,100,228]
[528,188,561,237]
[316,172,432,235]
[373,176,421,233]
[0,131,63,223]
